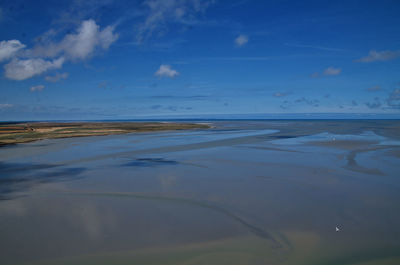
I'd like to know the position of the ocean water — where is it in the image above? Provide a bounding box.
[0,120,399,265]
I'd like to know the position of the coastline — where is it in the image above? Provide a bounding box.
[0,122,210,146]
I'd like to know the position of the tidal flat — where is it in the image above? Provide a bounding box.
[0,120,400,265]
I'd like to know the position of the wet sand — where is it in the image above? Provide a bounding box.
[0,120,400,265]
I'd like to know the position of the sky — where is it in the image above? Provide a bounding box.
[0,0,400,120]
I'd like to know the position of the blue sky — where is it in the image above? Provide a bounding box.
[1,0,400,120]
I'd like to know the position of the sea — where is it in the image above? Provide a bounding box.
[1,120,399,265]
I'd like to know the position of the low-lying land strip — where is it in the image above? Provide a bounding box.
[0,122,210,146]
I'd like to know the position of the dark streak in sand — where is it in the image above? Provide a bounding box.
[55,190,286,249]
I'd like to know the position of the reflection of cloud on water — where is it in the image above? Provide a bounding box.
[0,199,28,216]
[0,196,117,240]
[0,161,86,200]
[158,174,178,190]
[70,201,117,240]
[122,158,178,167]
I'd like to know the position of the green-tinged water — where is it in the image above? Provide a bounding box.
[1,120,400,264]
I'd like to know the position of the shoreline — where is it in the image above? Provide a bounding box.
[0,122,211,146]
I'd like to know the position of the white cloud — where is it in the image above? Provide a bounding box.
[137,0,214,42]
[356,50,400,62]
[0,103,14,111]
[4,57,64,80]
[0,103,13,109]
[323,66,341,76]
[61,20,102,60]
[155,64,179,78]
[365,97,382,109]
[0,40,26,62]
[310,72,319,78]
[2,19,118,80]
[98,25,119,49]
[284,43,345,52]
[32,19,118,61]
[45,72,69,82]
[311,67,341,78]
[367,85,382,92]
[273,92,289,97]
[30,85,45,92]
[61,20,118,60]
[387,89,400,108]
[235,34,248,47]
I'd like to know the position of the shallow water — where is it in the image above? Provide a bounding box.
[1,120,400,265]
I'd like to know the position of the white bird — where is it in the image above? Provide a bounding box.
[336,226,340,232]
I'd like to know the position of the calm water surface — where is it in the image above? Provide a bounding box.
[1,120,400,265]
